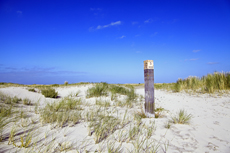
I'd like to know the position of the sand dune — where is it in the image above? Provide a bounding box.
[0,85,229,153]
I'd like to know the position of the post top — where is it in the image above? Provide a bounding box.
[144,60,154,69]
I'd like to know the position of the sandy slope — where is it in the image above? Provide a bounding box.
[0,85,230,153]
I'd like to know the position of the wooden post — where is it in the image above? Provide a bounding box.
[144,60,155,117]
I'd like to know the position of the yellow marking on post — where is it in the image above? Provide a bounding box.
[144,60,154,69]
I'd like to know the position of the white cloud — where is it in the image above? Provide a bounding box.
[184,58,199,61]
[90,8,102,11]
[17,11,22,14]
[17,11,22,17]
[144,18,153,23]
[110,21,121,26]
[132,21,138,25]
[193,49,201,53]
[189,58,199,61]
[119,35,126,39]
[150,32,158,37]
[96,25,103,29]
[96,21,121,30]
[207,62,219,65]
[131,42,135,47]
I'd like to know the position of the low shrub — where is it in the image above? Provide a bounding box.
[50,84,59,87]
[41,88,58,98]
[28,88,36,92]
[64,81,68,85]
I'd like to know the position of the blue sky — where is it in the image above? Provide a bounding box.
[0,0,230,84]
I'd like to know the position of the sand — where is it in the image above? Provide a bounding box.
[0,85,230,153]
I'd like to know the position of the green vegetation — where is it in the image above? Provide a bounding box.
[171,109,192,124]
[95,99,110,107]
[0,92,30,142]
[28,88,36,92]
[109,84,130,95]
[39,97,83,127]
[86,82,109,98]
[64,81,68,85]
[154,83,175,90]
[86,82,138,106]
[86,107,122,143]
[0,82,24,88]
[164,121,171,129]
[1,80,213,152]
[23,98,32,105]
[12,96,21,103]
[41,88,58,98]
[155,107,166,118]
[107,141,122,153]
[174,72,230,93]
[134,109,147,122]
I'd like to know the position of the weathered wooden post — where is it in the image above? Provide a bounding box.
[144,60,155,117]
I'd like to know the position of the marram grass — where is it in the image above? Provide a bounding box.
[174,72,230,93]
[171,109,192,124]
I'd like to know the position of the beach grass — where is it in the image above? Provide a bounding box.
[39,97,83,127]
[41,88,58,98]
[1,78,229,152]
[174,72,230,93]
[171,109,192,124]
[86,82,109,98]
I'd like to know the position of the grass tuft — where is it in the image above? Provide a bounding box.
[171,109,192,124]
[28,88,36,92]
[155,107,166,118]
[23,98,32,105]
[86,82,109,98]
[173,72,230,93]
[41,88,58,98]
[164,120,171,129]
[134,109,147,123]
[39,97,82,127]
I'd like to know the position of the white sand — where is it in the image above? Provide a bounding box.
[0,85,230,153]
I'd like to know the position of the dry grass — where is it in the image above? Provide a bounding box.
[174,72,230,93]
[171,109,192,124]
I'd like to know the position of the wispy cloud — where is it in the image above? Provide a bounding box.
[185,58,199,61]
[132,21,138,25]
[167,19,178,24]
[207,62,219,65]
[17,10,22,17]
[193,49,201,53]
[95,21,121,30]
[0,66,86,76]
[119,35,126,39]
[17,11,22,14]
[131,42,135,47]
[190,58,199,61]
[150,32,158,37]
[90,8,102,11]
[144,18,153,23]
